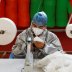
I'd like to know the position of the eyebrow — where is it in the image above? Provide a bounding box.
[33,24,37,27]
[32,24,44,28]
[39,26,43,27]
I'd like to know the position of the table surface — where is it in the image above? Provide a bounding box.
[0,59,43,72]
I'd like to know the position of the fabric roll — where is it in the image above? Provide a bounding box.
[56,0,69,27]
[43,0,56,28]
[30,0,43,21]
[5,0,18,26]
[0,0,5,17]
[18,0,30,29]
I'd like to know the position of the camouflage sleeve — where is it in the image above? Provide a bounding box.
[44,31,63,55]
[12,30,27,58]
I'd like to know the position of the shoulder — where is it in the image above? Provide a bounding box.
[19,28,30,35]
[47,30,58,39]
[48,31,57,36]
[17,28,30,38]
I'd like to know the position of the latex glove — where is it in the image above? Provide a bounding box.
[33,37,45,49]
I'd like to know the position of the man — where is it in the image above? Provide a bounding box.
[11,11,63,58]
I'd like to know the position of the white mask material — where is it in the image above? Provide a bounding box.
[32,27,44,36]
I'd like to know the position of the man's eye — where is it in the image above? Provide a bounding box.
[39,26,43,29]
[33,24,37,27]
[34,25,37,27]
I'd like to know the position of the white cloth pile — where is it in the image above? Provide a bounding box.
[34,51,72,72]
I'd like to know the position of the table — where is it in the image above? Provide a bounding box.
[0,59,43,72]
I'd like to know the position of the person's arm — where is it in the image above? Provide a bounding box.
[44,32,64,54]
[12,30,27,58]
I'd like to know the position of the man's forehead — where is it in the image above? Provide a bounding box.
[32,23,44,27]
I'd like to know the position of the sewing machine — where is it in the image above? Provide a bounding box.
[22,37,34,72]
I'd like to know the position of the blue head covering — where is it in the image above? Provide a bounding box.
[32,11,48,26]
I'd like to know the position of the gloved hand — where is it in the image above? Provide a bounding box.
[33,37,45,49]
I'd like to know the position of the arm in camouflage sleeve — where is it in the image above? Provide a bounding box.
[44,31,64,55]
[12,30,27,58]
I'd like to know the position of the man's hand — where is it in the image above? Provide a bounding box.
[33,41,45,49]
[32,36,45,49]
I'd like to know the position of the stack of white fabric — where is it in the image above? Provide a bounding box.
[34,51,72,72]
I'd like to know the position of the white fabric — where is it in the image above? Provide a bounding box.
[43,58,72,72]
[32,27,44,36]
[34,51,62,68]
[66,24,72,38]
[34,51,72,72]
[33,36,44,43]
[0,18,17,45]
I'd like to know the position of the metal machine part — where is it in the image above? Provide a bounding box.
[22,37,33,72]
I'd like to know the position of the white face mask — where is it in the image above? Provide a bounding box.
[32,27,44,36]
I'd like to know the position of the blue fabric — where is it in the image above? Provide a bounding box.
[32,11,48,26]
[9,53,14,59]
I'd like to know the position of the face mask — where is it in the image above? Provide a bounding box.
[32,27,44,36]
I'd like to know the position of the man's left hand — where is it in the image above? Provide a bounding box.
[33,41,45,49]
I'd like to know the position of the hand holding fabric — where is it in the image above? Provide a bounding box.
[33,37,45,49]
